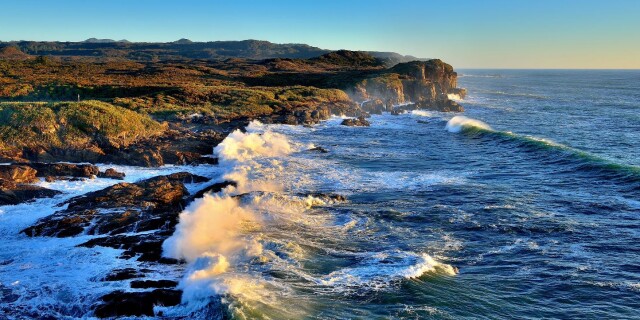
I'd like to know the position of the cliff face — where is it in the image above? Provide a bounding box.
[351,59,466,113]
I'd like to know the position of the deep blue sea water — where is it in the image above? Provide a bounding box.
[1,70,639,319]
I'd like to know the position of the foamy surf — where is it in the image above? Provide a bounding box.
[0,163,221,318]
[161,120,457,318]
[411,110,433,117]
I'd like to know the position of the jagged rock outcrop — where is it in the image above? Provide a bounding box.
[98,168,126,180]
[341,116,371,127]
[351,59,465,113]
[21,173,204,238]
[22,172,233,262]
[0,165,38,183]
[28,163,99,178]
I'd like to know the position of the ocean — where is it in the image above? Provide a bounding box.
[1,70,639,319]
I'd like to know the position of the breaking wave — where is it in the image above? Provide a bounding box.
[445,116,492,133]
[162,121,456,318]
[446,116,640,188]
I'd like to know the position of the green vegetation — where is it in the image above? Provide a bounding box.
[0,47,452,162]
[110,85,352,121]
[0,101,165,150]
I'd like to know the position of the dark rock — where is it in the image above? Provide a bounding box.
[44,176,86,183]
[0,179,61,205]
[165,172,209,184]
[190,181,236,200]
[28,163,99,178]
[449,87,467,99]
[22,174,189,237]
[103,268,145,281]
[130,280,178,289]
[416,99,464,112]
[93,289,181,318]
[193,156,219,165]
[308,146,329,153]
[98,168,126,180]
[80,233,180,263]
[102,128,225,167]
[0,165,38,183]
[341,116,370,127]
[304,193,347,203]
[390,109,402,115]
[361,99,386,114]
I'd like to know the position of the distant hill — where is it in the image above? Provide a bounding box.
[0,46,31,60]
[311,50,385,67]
[173,38,193,44]
[83,38,118,43]
[0,39,424,65]
[367,51,427,66]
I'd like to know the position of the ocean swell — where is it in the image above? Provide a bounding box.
[445,116,640,187]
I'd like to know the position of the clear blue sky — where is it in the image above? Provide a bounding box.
[1,0,639,68]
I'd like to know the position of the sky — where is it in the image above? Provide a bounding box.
[1,0,639,69]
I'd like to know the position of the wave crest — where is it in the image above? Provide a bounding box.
[445,116,492,133]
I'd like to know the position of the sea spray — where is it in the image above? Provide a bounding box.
[162,120,458,318]
[162,121,325,317]
[447,93,464,101]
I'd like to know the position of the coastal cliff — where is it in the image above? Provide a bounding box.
[352,59,466,113]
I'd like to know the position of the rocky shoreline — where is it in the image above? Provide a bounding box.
[0,52,466,317]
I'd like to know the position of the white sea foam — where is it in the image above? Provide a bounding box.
[447,93,463,101]
[318,251,457,292]
[161,120,457,317]
[0,164,219,318]
[410,110,433,117]
[445,116,492,133]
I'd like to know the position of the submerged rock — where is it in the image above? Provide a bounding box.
[341,116,370,127]
[304,192,347,203]
[103,268,146,281]
[308,146,329,153]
